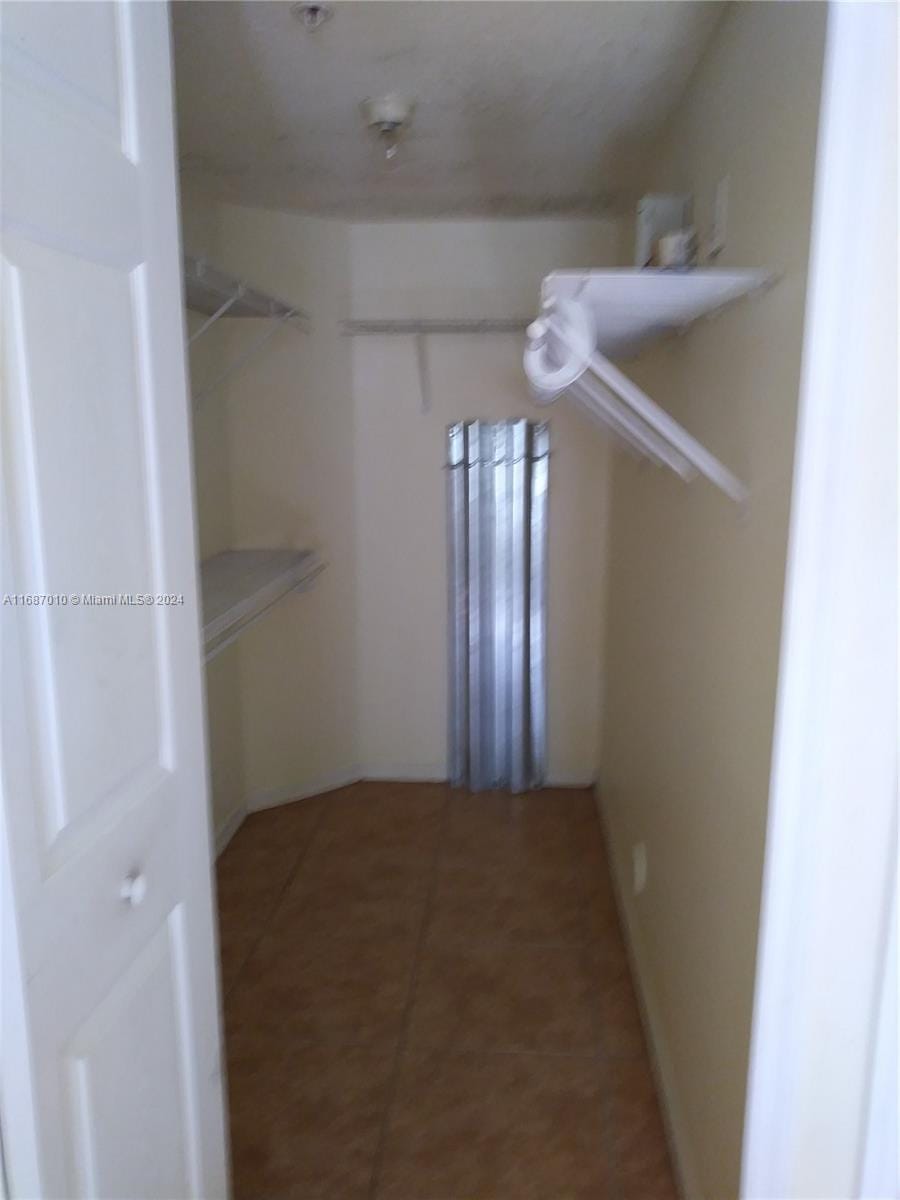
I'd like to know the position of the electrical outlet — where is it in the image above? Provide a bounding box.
[632,842,647,896]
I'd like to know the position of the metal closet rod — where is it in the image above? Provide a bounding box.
[341,317,533,335]
[342,318,533,413]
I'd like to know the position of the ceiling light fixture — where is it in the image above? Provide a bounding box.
[361,94,414,164]
[290,2,333,31]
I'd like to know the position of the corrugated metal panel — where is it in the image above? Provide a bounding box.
[447,420,549,792]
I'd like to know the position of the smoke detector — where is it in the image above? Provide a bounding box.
[361,94,414,162]
[290,2,333,31]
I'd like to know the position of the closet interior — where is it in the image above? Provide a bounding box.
[172,3,828,1197]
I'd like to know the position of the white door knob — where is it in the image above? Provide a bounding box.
[120,870,147,907]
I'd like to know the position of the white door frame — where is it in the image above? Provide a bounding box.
[742,3,897,1197]
[0,3,227,1195]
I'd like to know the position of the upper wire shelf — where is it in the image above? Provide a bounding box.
[183,254,308,403]
[184,254,304,324]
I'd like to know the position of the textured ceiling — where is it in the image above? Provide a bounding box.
[173,1,724,217]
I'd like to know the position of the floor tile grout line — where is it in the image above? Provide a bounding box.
[366,789,453,1200]
[221,1038,613,1060]
[220,786,672,1197]
[283,931,614,950]
[222,799,332,1003]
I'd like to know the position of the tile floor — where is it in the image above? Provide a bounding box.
[216,782,678,1200]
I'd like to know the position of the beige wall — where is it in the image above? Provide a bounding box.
[185,203,621,820]
[350,218,626,320]
[182,180,247,839]
[350,219,620,782]
[597,5,827,1197]
[215,205,358,811]
[180,7,831,1192]
[182,190,357,833]
[182,14,829,1188]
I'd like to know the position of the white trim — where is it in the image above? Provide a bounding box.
[742,3,898,1196]
[213,804,247,858]
[0,800,42,1196]
[352,766,596,788]
[544,773,597,789]
[245,768,361,813]
[594,785,702,1200]
[859,869,898,1198]
[355,764,448,783]
[240,768,597,821]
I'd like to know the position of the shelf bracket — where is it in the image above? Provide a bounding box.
[415,333,431,414]
[539,314,749,505]
[204,563,324,662]
[584,344,748,504]
[341,318,533,418]
[189,288,244,345]
[192,310,300,405]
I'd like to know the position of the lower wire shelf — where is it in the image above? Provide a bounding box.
[200,548,324,662]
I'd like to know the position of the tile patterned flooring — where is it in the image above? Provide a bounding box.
[216,782,678,1200]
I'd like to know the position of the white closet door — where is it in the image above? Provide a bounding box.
[1,2,228,1196]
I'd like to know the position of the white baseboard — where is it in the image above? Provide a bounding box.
[356,772,594,789]
[242,768,596,826]
[593,784,703,1200]
[214,803,247,857]
[357,764,448,782]
[246,767,361,813]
